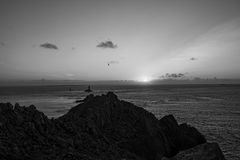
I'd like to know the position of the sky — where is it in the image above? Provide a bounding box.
[0,0,240,81]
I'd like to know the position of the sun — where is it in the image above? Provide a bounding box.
[138,76,151,83]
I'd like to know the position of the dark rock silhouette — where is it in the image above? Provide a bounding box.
[84,85,92,92]
[163,142,225,160]
[75,99,84,103]
[0,92,225,160]
[159,115,206,156]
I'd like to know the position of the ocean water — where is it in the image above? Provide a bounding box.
[0,84,240,159]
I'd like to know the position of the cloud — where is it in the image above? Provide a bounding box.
[40,43,58,50]
[97,41,117,49]
[107,60,119,66]
[1,42,5,46]
[190,57,197,61]
[161,73,187,79]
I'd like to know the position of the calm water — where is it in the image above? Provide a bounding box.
[0,84,240,159]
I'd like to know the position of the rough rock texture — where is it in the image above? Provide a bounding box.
[159,115,206,156]
[162,142,226,160]
[0,92,224,160]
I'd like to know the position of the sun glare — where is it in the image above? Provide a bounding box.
[138,76,151,83]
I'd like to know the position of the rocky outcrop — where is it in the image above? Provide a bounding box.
[159,115,206,156]
[162,142,226,160]
[0,92,225,160]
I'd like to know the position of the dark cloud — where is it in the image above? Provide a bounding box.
[161,73,186,79]
[97,41,117,49]
[1,42,5,46]
[190,57,197,61]
[40,43,58,50]
[107,60,119,66]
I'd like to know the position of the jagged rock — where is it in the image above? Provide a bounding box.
[163,142,226,160]
[75,99,84,103]
[59,92,172,160]
[159,115,206,157]
[0,92,224,160]
[178,123,206,150]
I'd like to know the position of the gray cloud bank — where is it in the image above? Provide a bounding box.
[40,43,58,50]
[97,41,117,49]
[160,73,187,79]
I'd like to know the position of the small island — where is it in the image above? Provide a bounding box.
[85,85,93,93]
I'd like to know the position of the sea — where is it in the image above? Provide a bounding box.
[0,84,239,159]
